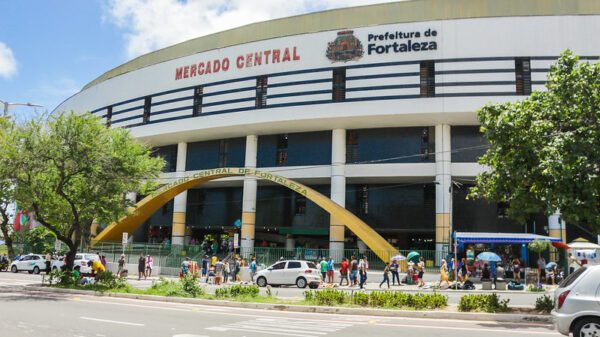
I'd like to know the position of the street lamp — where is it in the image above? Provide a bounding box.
[0,99,43,117]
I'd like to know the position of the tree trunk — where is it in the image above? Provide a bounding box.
[65,244,77,271]
[0,223,15,260]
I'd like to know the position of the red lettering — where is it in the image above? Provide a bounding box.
[263,50,271,64]
[205,61,212,74]
[236,55,244,69]
[222,58,230,71]
[272,49,280,63]
[175,67,183,80]
[245,53,253,67]
[282,48,291,62]
[254,52,262,66]
[198,62,205,75]
[190,64,197,77]
[293,47,300,61]
[184,66,190,78]
[213,59,221,73]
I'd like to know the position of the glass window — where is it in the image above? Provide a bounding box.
[152,145,178,172]
[75,255,83,260]
[271,261,286,270]
[358,185,369,215]
[346,130,359,163]
[420,61,435,97]
[295,196,307,215]
[515,58,531,95]
[420,127,434,161]
[193,86,203,116]
[287,261,302,269]
[332,68,346,102]
[256,75,268,108]
[32,256,40,260]
[143,96,151,124]
[307,262,317,269]
[276,134,288,166]
[218,140,228,167]
[451,126,487,163]
[559,267,586,288]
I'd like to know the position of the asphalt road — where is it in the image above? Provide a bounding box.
[0,271,550,307]
[0,285,560,337]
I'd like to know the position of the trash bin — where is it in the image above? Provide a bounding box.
[495,279,507,290]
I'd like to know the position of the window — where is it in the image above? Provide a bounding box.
[420,61,435,97]
[515,58,531,95]
[420,127,434,160]
[332,68,346,102]
[346,130,359,163]
[357,185,369,215]
[106,106,113,127]
[143,96,151,124]
[287,261,302,269]
[276,134,288,166]
[218,140,228,167]
[271,261,286,270]
[307,262,317,269]
[295,195,307,215]
[256,75,268,108]
[193,86,203,116]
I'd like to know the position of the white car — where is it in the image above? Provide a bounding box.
[10,254,63,274]
[255,260,321,289]
[552,265,600,336]
[73,253,100,275]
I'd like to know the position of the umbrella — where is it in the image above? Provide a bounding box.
[407,251,420,262]
[477,252,501,262]
[391,254,406,261]
[545,262,557,270]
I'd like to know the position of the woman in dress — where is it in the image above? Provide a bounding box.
[439,259,450,288]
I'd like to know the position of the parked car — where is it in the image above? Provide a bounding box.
[73,253,100,275]
[552,265,600,336]
[10,254,62,274]
[255,260,321,289]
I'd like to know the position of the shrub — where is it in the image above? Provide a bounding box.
[458,294,510,313]
[48,269,73,286]
[528,284,545,292]
[535,295,555,313]
[215,285,259,298]
[180,274,204,297]
[304,290,448,310]
[96,271,119,289]
[352,292,369,306]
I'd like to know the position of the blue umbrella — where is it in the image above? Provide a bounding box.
[391,254,406,261]
[545,262,557,270]
[477,252,502,262]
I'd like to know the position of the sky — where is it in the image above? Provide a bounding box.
[0,0,397,122]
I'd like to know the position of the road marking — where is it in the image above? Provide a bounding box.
[206,318,350,337]
[80,316,145,327]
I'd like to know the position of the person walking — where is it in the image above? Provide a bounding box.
[349,255,358,287]
[138,253,146,281]
[201,255,209,278]
[45,252,52,275]
[439,259,450,288]
[146,255,153,278]
[215,259,224,285]
[327,256,335,283]
[417,256,425,287]
[379,262,390,289]
[117,254,126,278]
[358,256,368,289]
[568,253,581,275]
[339,258,349,286]
[249,257,257,282]
[512,256,521,282]
[223,260,230,283]
[537,255,547,284]
[390,259,400,286]
[319,258,328,282]
[181,257,191,276]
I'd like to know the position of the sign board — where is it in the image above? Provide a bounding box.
[122,232,128,246]
[233,233,239,249]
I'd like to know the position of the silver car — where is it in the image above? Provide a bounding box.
[552,265,600,336]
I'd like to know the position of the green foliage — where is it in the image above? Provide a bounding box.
[0,117,18,259]
[215,285,259,298]
[304,290,448,309]
[21,227,56,254]
[528,284,546,292]
[180,274,204,297]
[470,50,600,229]
[528,239,550,254]
[535,295,555,313]
[48,268,71,286]
[458,294,510,313]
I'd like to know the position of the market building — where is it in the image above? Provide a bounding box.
[55,0,600,260]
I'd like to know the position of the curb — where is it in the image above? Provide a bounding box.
[24,285,553,324]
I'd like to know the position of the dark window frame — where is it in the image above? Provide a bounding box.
[294,195,307,215]
[276,134,288,166]
[218,139,228,167]
[420,61,435,97]
[106,106,113,127]
[357,185,369,215]
[346,130,359,163]
[256,75,268,109]
[420,126,435,161]
[515,57,532,95]
[332,68,346,102]
[193,85,203,116]
[143,97,152,124]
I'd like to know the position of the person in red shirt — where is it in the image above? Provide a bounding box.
[339,258,349,286]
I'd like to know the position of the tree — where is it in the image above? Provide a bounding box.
[470,51,600,231]
[11,112,164,269]
[0,117,18,259]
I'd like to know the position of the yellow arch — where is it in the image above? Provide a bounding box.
[93,167,398,262]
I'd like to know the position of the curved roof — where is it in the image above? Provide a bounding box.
[83,0,600,90]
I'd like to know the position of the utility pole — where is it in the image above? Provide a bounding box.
[0,99,43,117]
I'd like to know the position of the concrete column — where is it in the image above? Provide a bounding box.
[548,210,566,261]
[285,236,295,252]
[330,129,346,261]
[241,135,258,257]
[171,142,188,246]
[435,124,452,265]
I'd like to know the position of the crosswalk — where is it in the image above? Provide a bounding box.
[206,317,352,337]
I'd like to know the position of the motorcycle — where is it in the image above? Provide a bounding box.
[0,261,8,272]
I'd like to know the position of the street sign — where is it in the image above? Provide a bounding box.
[233,233,239,249]
[122,232,128,246]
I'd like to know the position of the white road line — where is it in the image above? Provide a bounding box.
[207,326,315,337]
[80,316,145,327]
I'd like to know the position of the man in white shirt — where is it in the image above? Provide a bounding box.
[358,256,368,289]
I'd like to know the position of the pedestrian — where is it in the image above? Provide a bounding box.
[146,255,153,278]
[339,258,349,286]
[349,255,358,287]
[379,262,390,288]
[138,253,146,280]
[223,260,230,283]
[201,255,209,277]
[117,254,126,278]
[358,256,368,289]
[459,258,468,283]
[482,263,491,281]
[568,253,581,275]
[319,258,328,282]
[417,256,425,287]
[512,256,521,282]
[215,259,224,285]
[389,259,400,286]
[537,255,547,283]
[327,256,335,283]
[100,255,107,267]
[439,259,450,288]
[181,257,191,276]
[249,257,257,282]
[45,252,52,275]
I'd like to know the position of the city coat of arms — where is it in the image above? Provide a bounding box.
[326,30,364,62]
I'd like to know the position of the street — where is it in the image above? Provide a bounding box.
[0,285,560,337]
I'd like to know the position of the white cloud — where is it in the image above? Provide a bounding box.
[105,0,398,59]
[0,41,17,79]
